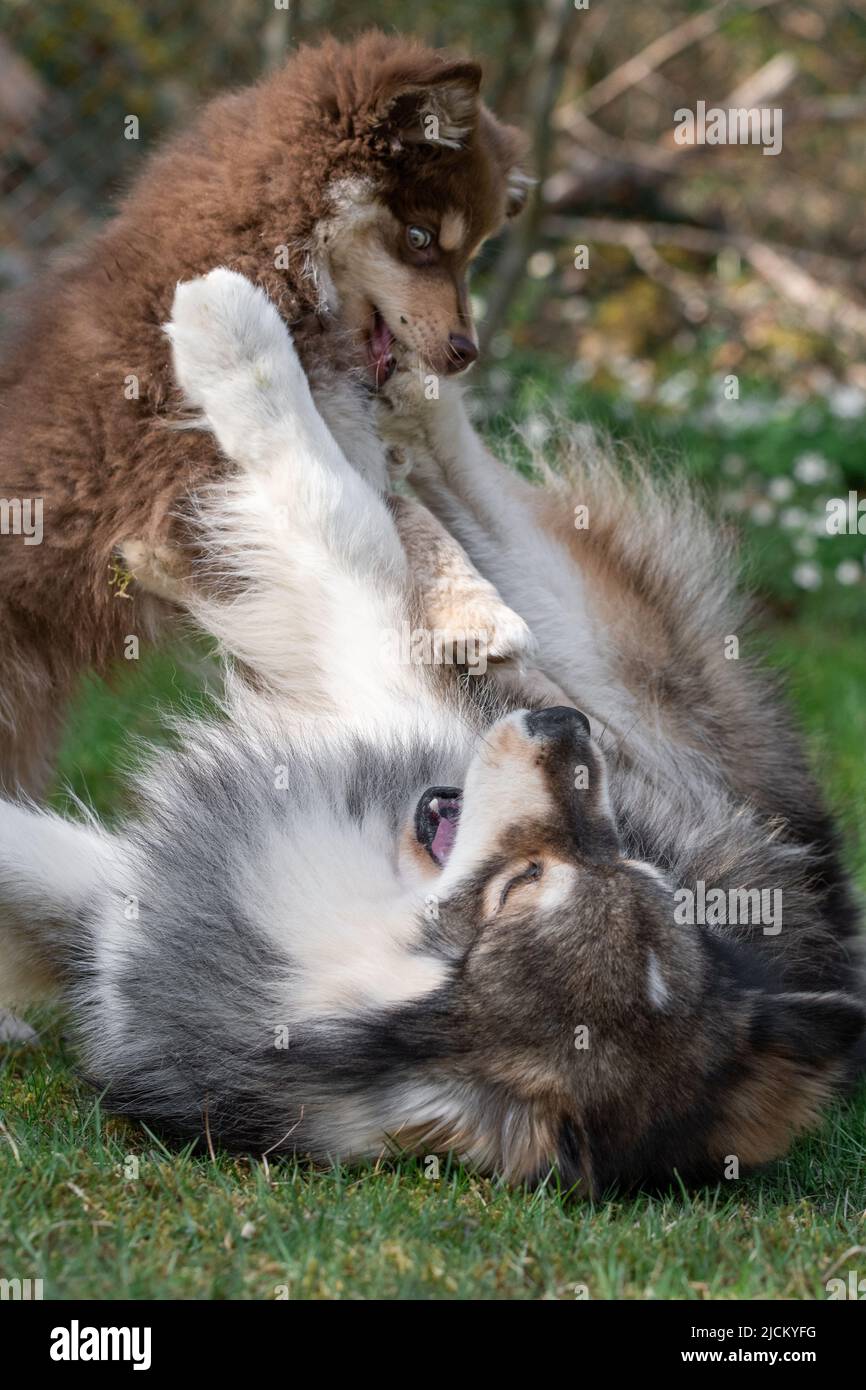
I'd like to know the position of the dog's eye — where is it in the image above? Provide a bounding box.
[406,225,434,252]
[499,861,543,907]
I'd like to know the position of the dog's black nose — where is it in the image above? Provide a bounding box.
[526,706,592,740]
[446,334,479,374]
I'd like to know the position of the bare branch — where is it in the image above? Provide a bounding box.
[556,0,789,127]
[480,0,580,350]
[722,51,798,107]
[550,215,866,346]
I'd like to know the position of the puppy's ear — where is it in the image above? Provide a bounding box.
[481,112,533,217]
[367,59,482,150]
[711,989,866,1168]
[505,163,534,218]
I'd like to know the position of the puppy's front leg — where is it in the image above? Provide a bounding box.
[382,380,571,707]
[387,494,531,666]
[379,374,535,555]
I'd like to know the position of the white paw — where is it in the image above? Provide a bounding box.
[0,1008,38,1045]
[165,269,307,430]
[424,578,535,665]
[463,592,534,664]
[483,601,534,663]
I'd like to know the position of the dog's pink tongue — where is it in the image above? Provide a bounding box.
[431,815,457,864]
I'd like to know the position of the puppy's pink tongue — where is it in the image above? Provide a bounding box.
[368,311,396,387]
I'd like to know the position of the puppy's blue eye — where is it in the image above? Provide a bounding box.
[407,225,434,251]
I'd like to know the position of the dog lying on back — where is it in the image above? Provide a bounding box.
[0,31,528,795]
[0,270,862,1194]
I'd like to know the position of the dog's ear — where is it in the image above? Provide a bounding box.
[366,59,482,150]
[487,117,533,218]
[710,989,866,1169]
[558,988,865,1196]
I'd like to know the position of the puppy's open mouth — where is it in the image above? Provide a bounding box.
[415,785,462,866]
[367,307,397,388]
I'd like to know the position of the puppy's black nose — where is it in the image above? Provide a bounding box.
[446,334,479,374]
[526,706,591,740]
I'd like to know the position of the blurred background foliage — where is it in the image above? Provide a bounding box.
[2,0,866,629]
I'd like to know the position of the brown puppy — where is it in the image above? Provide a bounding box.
[0,31,528,794]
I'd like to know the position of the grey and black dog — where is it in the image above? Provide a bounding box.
[1,270,862,1195]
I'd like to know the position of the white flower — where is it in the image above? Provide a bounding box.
[835,560,861,586]
[750,500,775,526]
[793,534,817,556]
[527,251,555,280]
[793,452,829,485]
[657,371,696,408]
[768,477,794,501]
[780,506,808,531]
[792,562,822,591]
[829,385,866,419]
[722,453,746,477]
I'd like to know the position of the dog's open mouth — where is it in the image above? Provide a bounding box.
[367,308,397,388]
[415,785,462,866]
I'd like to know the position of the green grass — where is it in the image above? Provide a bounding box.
[0,1060,863,1300]
[0,615,864,1300]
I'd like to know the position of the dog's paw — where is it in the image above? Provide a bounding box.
[422,576,535,666]
[482,600,534,664]
[166,269,307,437]
[0,1008,38,1046]
[118,539,189,605]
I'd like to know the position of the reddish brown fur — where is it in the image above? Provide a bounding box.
[0,32,525,794]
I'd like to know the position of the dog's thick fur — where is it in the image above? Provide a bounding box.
[1,271,862,1195]
[0,31,527,795]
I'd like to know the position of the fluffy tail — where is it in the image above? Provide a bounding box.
[0,799,113,1007]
